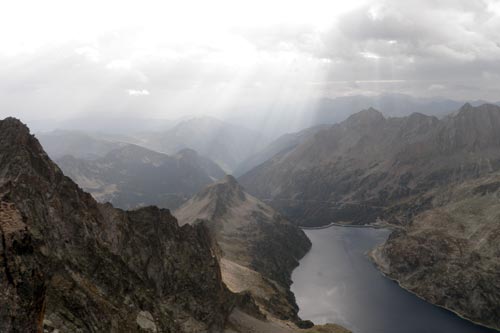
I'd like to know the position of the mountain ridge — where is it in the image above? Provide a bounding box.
[239,103,500,330]
[0,117,233,332]
[174,175,312,325]
[240,103,500,226]
[56,143,226,210]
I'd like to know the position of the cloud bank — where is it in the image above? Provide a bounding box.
[0,0,499,122]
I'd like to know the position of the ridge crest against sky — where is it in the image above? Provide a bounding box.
[1,0,500,120]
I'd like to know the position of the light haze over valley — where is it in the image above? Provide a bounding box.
[1,1,500,333]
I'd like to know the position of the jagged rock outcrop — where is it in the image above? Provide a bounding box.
[0,117,233,332]
[55,144,225,210]
[174,176,311,323]
[0,201,45,332]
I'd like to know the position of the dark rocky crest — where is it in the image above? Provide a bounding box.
[0,117,233,332]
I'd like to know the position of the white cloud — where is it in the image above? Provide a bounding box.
[127,89,150,96]
[75,46,101,62]
[0,0,500,123]
[360,51,381,60]
[106,60,133,70]
[428,84,446,91]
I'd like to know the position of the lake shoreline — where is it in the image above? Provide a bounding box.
[369,247,500,332]
[299,221,397,230]
[292,225,498,333]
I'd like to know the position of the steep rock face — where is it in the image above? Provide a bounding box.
[0,201,45,333]
[0,117,232,332]
[372,173,500,330]
[55,144,225,210]
[174,176,311,322]
[240,104,500,227]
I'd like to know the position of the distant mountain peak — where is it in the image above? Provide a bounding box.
[346,107,385,123]
[222,174,238,185]
[175,176,251,224]
[460,102,473,110]
[176,147,198,156]
[199,175,245,203]
[457,102,500,116]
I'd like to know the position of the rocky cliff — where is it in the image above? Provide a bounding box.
[0,117,233,332]
[371,172,500,331]
[174,176,312,324]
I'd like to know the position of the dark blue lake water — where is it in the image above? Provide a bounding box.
[291,226,498,333]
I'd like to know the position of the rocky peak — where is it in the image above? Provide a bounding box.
[344,107,385,128]
[456,102,500,117]
[174,175,311,322]
[0,117,233,332]
[458,102,473,112]
[194,175,247,216]
[103,143,164,161]
[175,147,199,158]
[221,174,239,187]
[440,103,500,151]
[1,117,43,155]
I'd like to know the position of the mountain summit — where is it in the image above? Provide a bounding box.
[175,175,311,324]
[0,117,232,332]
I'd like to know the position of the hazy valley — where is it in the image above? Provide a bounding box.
[2,1,500,332]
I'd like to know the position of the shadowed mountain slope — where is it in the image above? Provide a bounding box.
[240,103,500,330]
[240,103,500,227]
[56,145,225,210]
[0,117,232,332]
[175,176,312,324]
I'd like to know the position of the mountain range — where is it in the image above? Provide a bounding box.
[38,116,266,173]
[239,103,500,330]
[0,118,348,333]
[225,93,500,138]
[131,116,266,172]
[56,144,226,210]
[309,94,496,126]
[37,129,127,160]
[5,99,500,331]
[240,103,500,226]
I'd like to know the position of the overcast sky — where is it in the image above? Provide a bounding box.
[1,0,500,123]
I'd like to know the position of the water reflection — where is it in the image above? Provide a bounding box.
[291,226,497,333]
